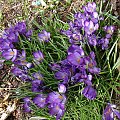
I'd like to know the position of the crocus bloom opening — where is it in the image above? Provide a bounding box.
[46,92,66,104]
[103,103,120,120]
[31,79,43,92]
[32,72,43,80]
[58,84,66,93]
[23,97,31,113]
[33,94,47,108]
[25,29,33,38]
[2,49,17,61]
[55,70,70,83]
[33,50,44,63]
[67,52,84,66]
[48,103,65,120]
[85,2,96,13]
[15,22,27,34]
[38,30,50,42]
[14,50,32,68]
[82,86,97,100]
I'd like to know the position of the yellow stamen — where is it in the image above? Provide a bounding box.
[10,51,14,55]
[88,63,93,68]
[77,58,80,63]
[59,95,63,100]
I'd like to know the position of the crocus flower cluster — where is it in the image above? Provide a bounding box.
[0,21,64,119]
[51,44,99,100]
[61,2,115,49]
[0,22,32,63]
[0,2,119,120]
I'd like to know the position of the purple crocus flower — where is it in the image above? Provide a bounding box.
[14,22,27,34]
[23,103,31,113]
[103,26,115,35]
[67,45,84,56]
[84,51,100,74]
[102,103,120,120]
[33,50,44,63]
[33,94,47,108]
[46,92,66,104]
[2,49,17,61]
[72,71,92,86]
[85,2,96,13]
[48,103,65,120]
[14,50,32,68]
[49,63,61,71]
[38,30,50,42]
[11,66,23,76]
[67,52,84,66]
[7,32,18,43]
[84,21,98,35]
[82,86,97,100]
[58,84,66,93]
[3,27,19,43]
[31,79,43,92]
[25,29,33,38]
[87,34,97,46]
[32,72,43,80]
[11,66,31,81]
[23,97,31,113]
[55,70,70,83]
[91,12,99,23]
[0,40,14,50]
[98,38,109,50]
[69,33,82,44]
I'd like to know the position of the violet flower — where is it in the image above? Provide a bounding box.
[48,103,65,120]
[49,63,61,71]
[33,50,44,63]
[67,45,84,56]
[69,32,82,44]
[38,30,50,42]
[84,20,98,35]
[55,70,70,83]
[3,27,19,43]
[14,50,32,68]
[58,84,66,93]
[67,52,84,66]
[0,40,14,50]
[14,22,27,34]
[103,103,120,120]
[2,49,17,61]
[46,92,66,104]
[11,66,23,76]
[85,2,96,13]
[23,97,31,113]
[84,51,100,74]
[87,34,97,46]
[25,29,33,38]
[98,38,109,50]
[72,71,92,86]
[104,26,115,35]
[46,92,66,120]
[32,72,43,80]
[33,94,47,108]
[11,66,31,81]
[31,79,43,92]
[82,86,97,100]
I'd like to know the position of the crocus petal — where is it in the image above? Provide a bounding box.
[82,86,97,100]
[113,109,120,119]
